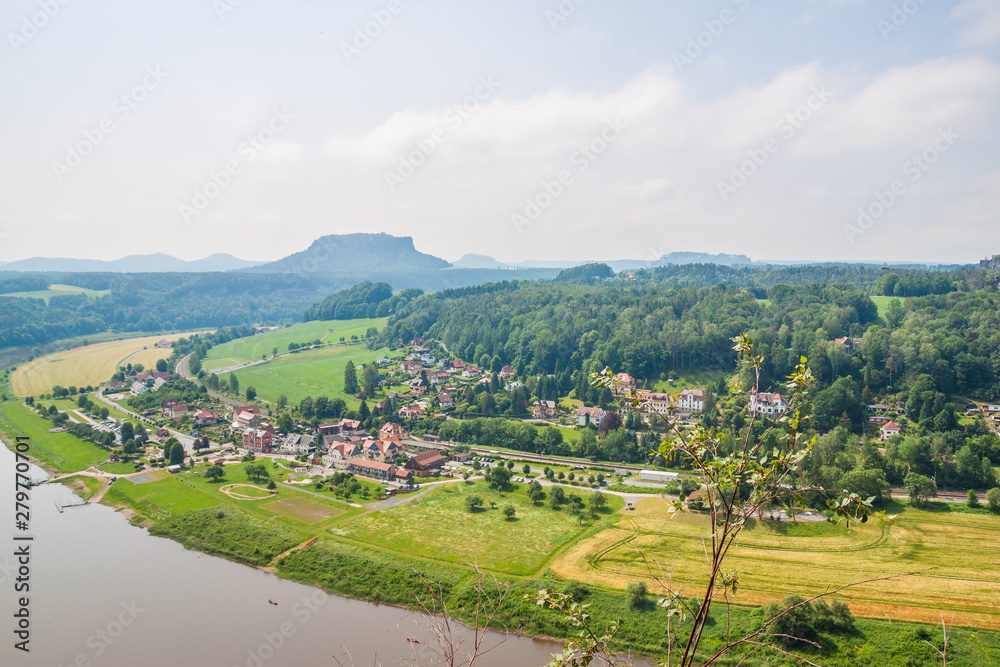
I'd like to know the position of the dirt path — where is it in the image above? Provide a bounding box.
[265,536,319,570]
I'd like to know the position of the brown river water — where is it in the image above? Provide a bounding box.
[0,444,583,667]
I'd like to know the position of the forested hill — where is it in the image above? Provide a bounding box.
[0,266,558,352]
[375,262,1000,402]
[246,233,450,273]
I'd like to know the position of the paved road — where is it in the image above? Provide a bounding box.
[177,353,246,411]
[93,389,198,454]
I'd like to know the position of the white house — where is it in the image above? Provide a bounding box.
[576,406,605,427]
[280,433,316,456]
[130,380,147,396]
[880,421,901,441]
[677,389,705,413]
[749,392,786,416]
[323,442,362,469]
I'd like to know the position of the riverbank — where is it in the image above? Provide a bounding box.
[5,403,1000,665]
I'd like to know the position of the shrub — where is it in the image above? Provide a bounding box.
[763,595,855,645]
[626,581,648,608]
[987,488,1000,513]
[465,494,484,512]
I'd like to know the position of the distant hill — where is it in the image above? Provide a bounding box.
[450,251,754,271]
[451,253,504,269]
[249,233,451,274]
[0,253,265,273]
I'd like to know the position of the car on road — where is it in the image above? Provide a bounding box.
[626,502,635,510]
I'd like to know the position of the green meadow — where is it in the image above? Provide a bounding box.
[203,318,387,370]
[223,344,391,406]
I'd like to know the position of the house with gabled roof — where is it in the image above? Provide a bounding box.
[405,450,446,477]
[399,405,424,420]
[532,400,558,419]
[614,372,637,392]
[243,428,273,453]
[379,422,409,440]
[880,421,901,441]
[576,406,605,427]
[323,442,362,469]
[348,458,395,480]
[193,409,219,425]
[749,391,786,416]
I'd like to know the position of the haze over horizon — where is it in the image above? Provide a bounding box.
[2,1,998,265]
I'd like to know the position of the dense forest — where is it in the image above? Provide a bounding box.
[0,266,556,351]
[303,281,423,321]
[375,263,1000,403]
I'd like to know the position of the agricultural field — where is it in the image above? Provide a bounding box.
[551,496,1000,629]
[334,481,622,576]
[11,332,207,397]
[223,344,391,406]
[0,400,108,473]
[202,318,387,370]
[0,283,110,303]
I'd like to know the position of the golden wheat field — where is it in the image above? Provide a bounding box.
[551,496,1000,628]
[11,333,205,396]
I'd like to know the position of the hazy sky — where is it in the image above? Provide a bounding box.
[1,0,998,265]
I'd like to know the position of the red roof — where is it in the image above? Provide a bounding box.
[406,450,445,471]
[349,457,394,473]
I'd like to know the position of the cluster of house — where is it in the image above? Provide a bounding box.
[158,398,219,425]
[106,369,173,396]
[229,404,451,483]
[871,402,1000,441]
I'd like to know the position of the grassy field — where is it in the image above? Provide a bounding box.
[61,475,104,501]
[871,295,897,319]
[0,283,110,303]
[11,332,206,397]
[335,481,622,575]
[551,496,1000,628]
[650,369,727,394]
[0,401,108,473]
[105,461,363,533]
[223,344,391,406]
[203,319,387,370]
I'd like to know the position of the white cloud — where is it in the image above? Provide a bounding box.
[952,0,1000,47]
[310,56,1000,262]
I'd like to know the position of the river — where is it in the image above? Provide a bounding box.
[0,444,571,667]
